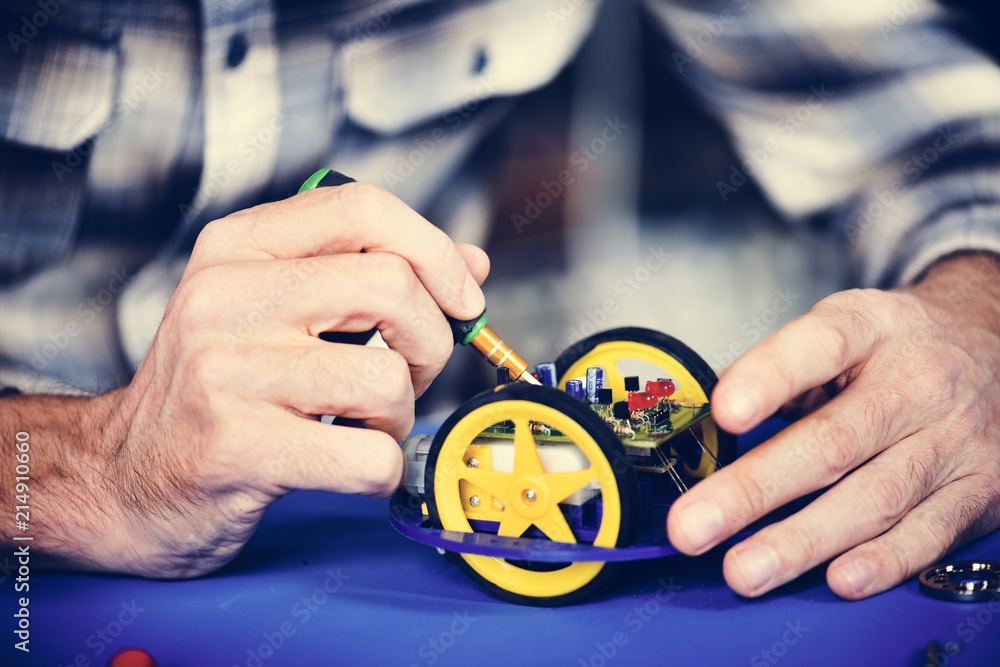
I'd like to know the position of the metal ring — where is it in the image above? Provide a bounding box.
[919,561,1000,602]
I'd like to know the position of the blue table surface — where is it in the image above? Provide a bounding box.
[5,417,1000,667]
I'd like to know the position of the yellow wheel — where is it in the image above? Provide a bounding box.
[425,383,639,606]
[555,327,736,477]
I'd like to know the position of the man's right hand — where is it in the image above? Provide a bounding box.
[7,183,489,578]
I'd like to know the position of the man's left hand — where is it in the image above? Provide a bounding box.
[667,252,1000,599]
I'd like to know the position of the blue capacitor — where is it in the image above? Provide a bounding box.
[535,362,557,387]
[585,366,604,403]
[565,379,585,401]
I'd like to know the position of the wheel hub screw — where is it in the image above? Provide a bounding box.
[469,495,481,507]
[467,458,479,468]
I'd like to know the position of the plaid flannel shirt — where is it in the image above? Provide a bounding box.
[1,0,999,393]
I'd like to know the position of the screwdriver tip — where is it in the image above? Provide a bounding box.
[516,371,542,385]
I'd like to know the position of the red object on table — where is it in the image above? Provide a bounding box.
[107,647,157,667]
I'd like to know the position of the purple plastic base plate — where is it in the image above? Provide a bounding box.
[388,491,683,562]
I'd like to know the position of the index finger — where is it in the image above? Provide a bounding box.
[712,289,887,434]
[188,182,485,321]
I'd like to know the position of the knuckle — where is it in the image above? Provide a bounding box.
[779,523,825,570]
[174,266,227,324]
[366,252,417,297]
[191,218,229,258]
[183,347,231,392]
[813,288,885,351]
[863,468,912,525]
[823,322,853,372]
[862,390,908,443]
[336,181,391,223]
[380,350,415,403]
[814,415,863,479]
[877,541,913,584]
[299,352,340,395]
[363,440,406,497]
[426,323,455,371]
[357,349,413,412]
[727,470,774,524]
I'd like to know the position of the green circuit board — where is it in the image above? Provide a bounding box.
[479,400,712,448]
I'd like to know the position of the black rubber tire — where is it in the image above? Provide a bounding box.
[424,383,640,606]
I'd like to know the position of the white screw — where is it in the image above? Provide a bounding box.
[467,458,479,468]
[469,495,481,507]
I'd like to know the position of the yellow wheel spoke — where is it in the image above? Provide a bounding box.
[512,419,544,476]
[497,509,532,538]
[542,468,597,504]
[458,467,511,504]
[533,506,577,544]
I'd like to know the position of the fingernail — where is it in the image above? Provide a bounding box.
[461,273,485,314]
[838,559,876,595]
[733,545,780,593]
[677,502,724,553]
[724,386,760,425]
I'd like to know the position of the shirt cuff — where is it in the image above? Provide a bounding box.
[890,204,1000,286]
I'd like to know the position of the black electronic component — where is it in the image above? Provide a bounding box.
[598,388,613,405]
[612,401,631,421]
[496,366,511,385]
[624,376,640,392]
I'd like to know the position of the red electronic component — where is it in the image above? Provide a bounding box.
[627,391,657,411]
[107,648,157,667]
[645,379,676,397]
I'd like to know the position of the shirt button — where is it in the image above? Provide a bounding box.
[226,33,249,69]
[472,46,488,74]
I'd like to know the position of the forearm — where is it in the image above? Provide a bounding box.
[906,251,1000,332]
[0,390,124,570]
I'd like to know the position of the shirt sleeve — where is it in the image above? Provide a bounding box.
[644,0,1000,287]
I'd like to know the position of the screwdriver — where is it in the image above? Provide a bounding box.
[299,168,541,385]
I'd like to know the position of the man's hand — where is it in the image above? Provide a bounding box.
[667,252,1000,599]
[9,183,489,578]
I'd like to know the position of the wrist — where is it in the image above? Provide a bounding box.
[903,251,1000,333]
[16,390,131,572]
